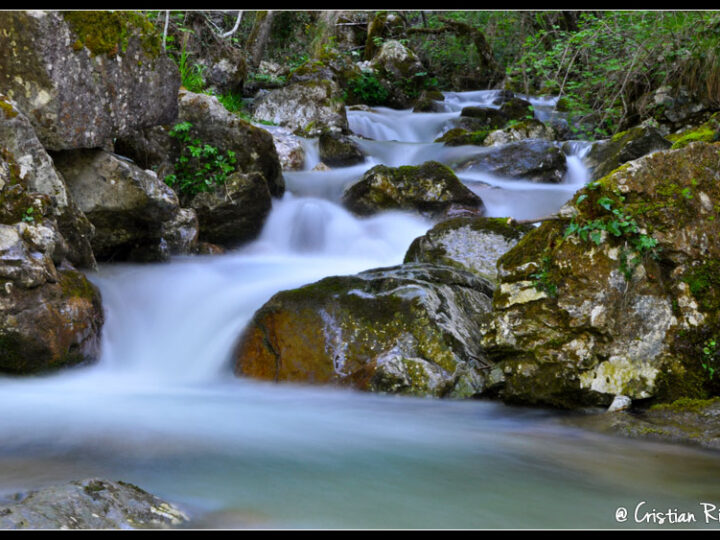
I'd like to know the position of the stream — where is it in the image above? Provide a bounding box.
[0,90,719,529]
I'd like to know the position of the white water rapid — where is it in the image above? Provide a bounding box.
[0,90,718,529]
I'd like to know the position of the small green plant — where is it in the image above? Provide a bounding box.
[530,255,558,297]
[164,121,237,198]
[177,43,205,93]
[703,339,718,380]
[21,207,34,223]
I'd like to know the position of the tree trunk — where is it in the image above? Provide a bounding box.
[310,10,341,58]
[246,11,275,71]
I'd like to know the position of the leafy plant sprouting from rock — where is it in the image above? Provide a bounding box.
[164,121,237,198]
[564,182,660,280]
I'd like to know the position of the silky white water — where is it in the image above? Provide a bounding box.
[0,90,718,529]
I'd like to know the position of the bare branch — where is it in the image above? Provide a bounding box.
[221,10,243,38]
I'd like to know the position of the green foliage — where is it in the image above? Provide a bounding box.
[345,71,390,106]
[164,122,237,198]
[702,339,718,380]
[21,207,34,224]
[565,188,660,280]
[508,11,720,137]
[177,44,205,93]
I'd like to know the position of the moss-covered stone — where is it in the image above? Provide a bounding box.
[482,142,720,408]
[434,128,490,146]
[667,112,720,150]
[342,161,484,217]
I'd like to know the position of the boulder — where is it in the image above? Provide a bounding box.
[234,263,494,398]
[0,11,180,150]
[480,142,720,408]
[252,80,349,137]
[459,107,507,131]
[369,40,429,109]
[404,217,533,282]
[261,125,306,171]
[52,149,180,262]
[585,126,672,181]
[189,171,272,246]
[0,478,188,529]
[342,161,484,217]
[434,128,490,147]
[457,140,567,183]
[0,95,95,268]
[161,208,199,255]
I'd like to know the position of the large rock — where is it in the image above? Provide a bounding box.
[0,478,188,529]
[342,161,484,217]
[585,126,672,181]
[404,217,533,282]
[52,149,180,262]
[483,119,556,146]
[318,132,364,167]
[0,95,95,268]
[457,140,567,183]
[252,80,349,137]
[0,11,180,150]
[480,142,720,408]
[234,263,494,398]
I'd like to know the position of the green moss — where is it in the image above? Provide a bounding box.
[61,11,162,58]
[0,97,18,119]
[59,270,98,301]
[650,396,720,413]
[683,260,720,312]
[434,128,490,146]
[668,113,720,150]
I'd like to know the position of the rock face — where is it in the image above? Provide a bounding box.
[404,217,533,282]
[342,161,484,217]
[52,149,180,262]
[0,95,95,268]
[252,80,349,137]
[457,140,567,183]
[0,478,188,529]
[585,126,672,181]
[481,142,720,408]
[0,11,180,150]
[234,263,494,398]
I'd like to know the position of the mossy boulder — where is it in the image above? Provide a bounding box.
[252,79,349,137]
[369,40,429,109]
[498,97,534,122]
[459,107,507,131]
[342,161,485,218]
[481,142,720,408]
[457,140,567,183]
[404,217,534,283]
[434,128,490,147]
[234,263,494,398]
[52,149,181,262]
[0,11,179,150]
[318,132,365,167]
[585,126,672,181]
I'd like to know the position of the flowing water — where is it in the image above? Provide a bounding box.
[0,90,719,529]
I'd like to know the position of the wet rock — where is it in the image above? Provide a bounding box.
[52,149,180,262]
[404,216,533,282]
[318,132,364,167]
[498,97,534,122]
[434,128,490,147]
[252,79,349,137]
[234,263,494,398]
[161,208,199,255]
[585,126,672,181]
[0,95,95,268]
[0,11,179,150]
[189,171,271,246]
[480,142,720,408]
[261,125,306,171]
[457,140,567,183]
[458,107,507,131]
[0,478,188,529]
[342,161,484,218]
